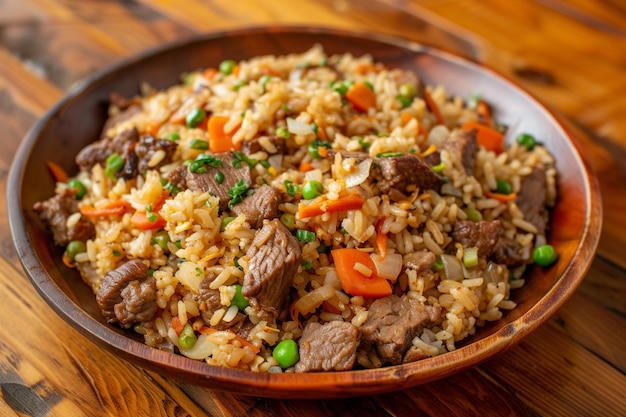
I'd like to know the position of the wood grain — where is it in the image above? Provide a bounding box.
[0,0,624,415]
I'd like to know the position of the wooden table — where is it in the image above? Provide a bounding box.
[1,0,624,415]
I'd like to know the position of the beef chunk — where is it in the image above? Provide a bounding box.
[294,321,359,372]
[402,345,429,363]
[33,189,95,246]
[167,152,252,210]
[96,259,157,326]
[442,129,478,174]
[492,236,526,267]
[240,135,285,155]
[75,128,139,172]
[108,92,139,111]
[359,295,441,365]
[192,272,247,330]
[101,105,142,137]
[242,219,302,322]
[451,220,502,258]
[516,166,548,234]
[374,154,443,194]
[231,184,283,228]
[135,135,178,172]
[403,251,436,273]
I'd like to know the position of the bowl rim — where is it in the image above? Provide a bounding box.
[7,25,603,398]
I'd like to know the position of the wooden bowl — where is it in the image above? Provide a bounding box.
[8,27,602,398]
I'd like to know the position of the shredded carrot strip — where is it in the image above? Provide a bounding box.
[420,144,437,158]
[47,161,69,183]
[484,189,517,203]
[61,252,76,269]
[289,299,302,329]
[462,121,504,153]
[170,316,184,335]
[374,217,388,260]
[423,89,445,125]
[297,193,365,219]
[322,301,342,315]
[79,200,131,218]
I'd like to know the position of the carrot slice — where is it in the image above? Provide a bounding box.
[79,200,131,218]
[462,120,504,153]
[47,161,69,183]
[346,82,376,112]
[208,115,241,153]
[297,193,365,219]
[332,248,392,298]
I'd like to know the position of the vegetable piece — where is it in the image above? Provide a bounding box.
[280,213,296,231]
[170,316,184,335]
[67,179,87,200]
[79,200,131,218]
[439,254,464,281]
[131,209,167,230]
[179,324,197,349]
[295,229,316,242]
[464,208,483,222]
[286,117,314,136]
[374,217,388,260]
[284,180,298,197]
[151,230,170,252]
[189,154,223,173]
[494,179,512,195]
[189,139,208,150]
[302,180,323,200]
[462,121,504,153]
[186,108,206,128]
[214,171,225,184]
[164,132,180,141]
[533,244,558,267]
[371,252,403,281]
[273,339,299,369]
[65,240,86,262]
[218,59,237,75]
[484,189,517,203]
[276,127,290,139]
[298,193,365,219]
[46,161,69,183]
[423,88,445,125]
[231,284,249,311]
[344,158,373,188]
[220,216,235,232]
[105,153,124,180]
[332,248,392,298]
[208,115,241,153]
[307,139,331,160]
[463,246,479,268]
[516,132,537,150]
[345,81,376,112]
[227,179,250,209]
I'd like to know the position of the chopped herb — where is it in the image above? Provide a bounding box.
[431,256,444,272]
[189,139,208,150]
[112,250,121,257]
[432,162,446,173]
[234,257,243,271]
[259,75,272,92]
[232,80,246,91]
[330,80,353,97]
[357,136,371,151]
[148,268,155,276]
[276,127,290,139]
[516,132,537,150]
[296,229,316,242]
[174,240,182,249]
[308,139,331,159]
[189,154,222,173]
[311,123,319,135]
[215,170,225,184]
[163,181,181,196]
[164,132,180,141]
[146,204,158,222]
[195,267,203,277]
[220,216,235,232]
[363,80,374,91]
[259,160,271,169]
[231,151,259,168]
[105,153,124,180]
[284,180,299,196]
[376,151,404,158]
[409,148,417,154]
[396,95,412,108]
[301,260,313,270]
[227,179,251,209]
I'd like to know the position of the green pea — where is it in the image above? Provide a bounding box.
[533,244,558,267]
[179,323,197,349]
[189,139,209,150]
[164,132,180,141]
[66,240,86,262]
[396,95,412,108]
[276,127,290,139]
[67,179,87,200]
[280,213,296,231]
[516,133,537,150]
[151,230,170,252]
[219,59,237,75]
[186,108,206,128]
[273,339,299,369]
[398,83,417,100]
[302,180,323,200]
[231,284,249,311]
[105,153,124,179]
[494,179,512,195]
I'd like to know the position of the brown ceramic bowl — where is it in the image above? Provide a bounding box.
[8,27,602,398]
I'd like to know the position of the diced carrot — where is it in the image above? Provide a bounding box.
[203,68,218,80]
[331,248,392,298]
[400,111,414,126]
[170,316,184,335]
[130,210,166,230]
[423,89,445,125]
[317,146,328,158]
[232,65,240,77]
[484,189,518,203]
[462,120,504,153]
[79,200,131,218]
[355,63,380,74]
[346,82,377,112]
[289,299,302,328]
[208,115,241,153]
[47,161,69,183]
[374,217,388,260]
[297,193,365,219]
[316,124,328,141]
[298,161,314,173]
[259,65,280,77]
[145,120,161,136]
[198,327,260,353]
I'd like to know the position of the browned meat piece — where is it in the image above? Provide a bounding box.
[108,92,139,111]
[33,189,95,246]
[294,321,360,372]
[359,295,441,365]
[101,105,142,137]
[242,219,302,322]
[516,166,548,234]
[135,135,178,173]
[491,236,526,267]
[96,259,157,326]
[402,345,429,363]
[167,152,252,210]
[404,251,436,273]
[75,128,139,172]
[374,154,443,194]
[451,220,503,258]
[231,184,283,228]
[441,129,478,174]
[240,135,285,155]
[193,272,247,330]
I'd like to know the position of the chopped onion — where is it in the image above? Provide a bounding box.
[427,125,450,147]
[286,117,313,136]
[439,254,464,281]
[267,154,283,170]
[483,262,507,284]
[344,158,373,188]
[463,246,479,268]
[371,252,403,281]
[441,182,463,198]
[305,168,323,183]
[293,284,336,315]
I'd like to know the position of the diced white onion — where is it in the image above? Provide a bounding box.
[441,182,463,197]
[286,117,313,135]
[293,285,336,315]
[440,254,464,282]
[427,124,450,147]
[371,252,403,281]
[267,154,283,170]
[344,158,372,188]
[304,168,323,183]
